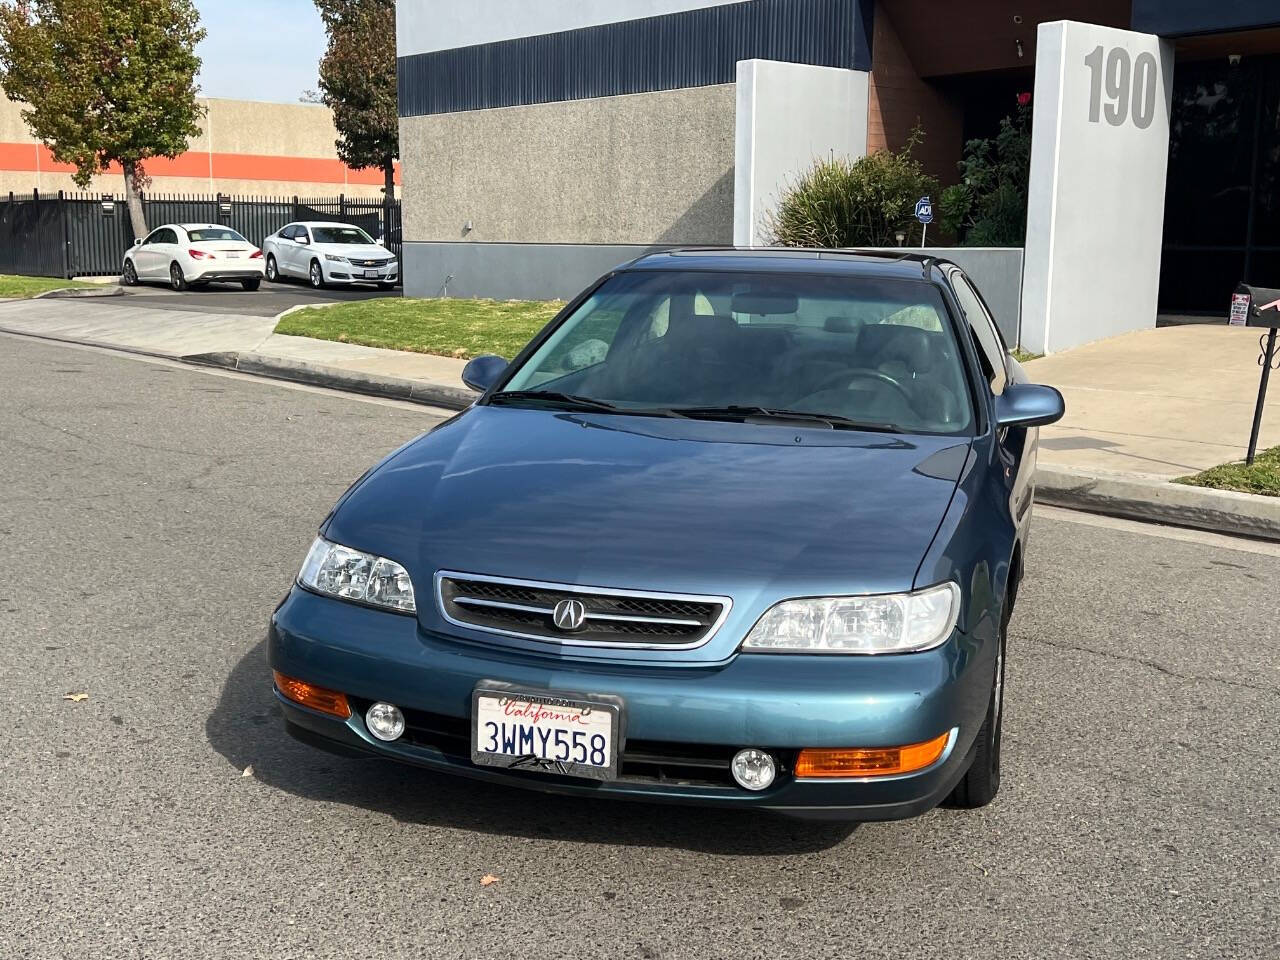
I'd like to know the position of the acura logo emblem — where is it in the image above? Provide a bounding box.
[552,598,587,632]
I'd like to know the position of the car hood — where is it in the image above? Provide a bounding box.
[325,407,970,658]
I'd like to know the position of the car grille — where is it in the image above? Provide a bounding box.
[436,572,729,648]
[368,702,761,789]
[352,257,390,267]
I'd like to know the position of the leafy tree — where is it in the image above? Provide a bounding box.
[314,0,398,201]
[0,0,205,239]
[767,129,939,248]
[939,99,1033,247]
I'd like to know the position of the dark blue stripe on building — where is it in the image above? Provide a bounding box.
[397,0,874,118]
[1132,0,1280,37]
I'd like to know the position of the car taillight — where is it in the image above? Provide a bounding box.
[189,249,214,260]
[250,249,263,259]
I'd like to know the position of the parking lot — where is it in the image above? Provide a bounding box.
[2,335,1275,959]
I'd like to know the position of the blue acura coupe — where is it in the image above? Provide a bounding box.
[269,249,1065,821]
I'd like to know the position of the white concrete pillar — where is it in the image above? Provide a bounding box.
[733,59,869,247]
[1021,21,1174,354]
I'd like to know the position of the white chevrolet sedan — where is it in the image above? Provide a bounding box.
[122,223,265,291]
[262,221,399,289]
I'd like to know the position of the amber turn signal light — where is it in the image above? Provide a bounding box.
[273,671,351,718]
[794,730,952,778]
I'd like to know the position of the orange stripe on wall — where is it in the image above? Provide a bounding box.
[7,144,400,186]
[0,142,38,171]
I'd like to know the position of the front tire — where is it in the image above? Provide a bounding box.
[308,259,325,289]
[122,259,138,286]
[265,254,280,283]
[169,262,187,292]
[241,278,261,292]
[945,606,1007,809]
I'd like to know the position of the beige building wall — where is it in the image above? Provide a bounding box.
[0,95,397,198]
[400,84,737,245]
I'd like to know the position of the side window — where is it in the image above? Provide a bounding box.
[280,225,296,240]
[950,272,1007,395]
[143,230,164,245]
[297,227,311,242]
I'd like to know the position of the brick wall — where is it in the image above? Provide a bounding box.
[866,5,964,185]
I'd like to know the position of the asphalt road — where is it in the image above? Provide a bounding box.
[104,278,397,317]
[2,335,1276,959]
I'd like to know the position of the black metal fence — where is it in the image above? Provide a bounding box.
[0,190,402,279]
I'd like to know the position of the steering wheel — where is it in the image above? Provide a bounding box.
[807,367,917,407]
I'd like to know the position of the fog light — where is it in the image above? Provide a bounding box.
[365,701,405,742]
[731,748,776,791]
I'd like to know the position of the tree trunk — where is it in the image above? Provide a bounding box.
[383,161,396,203]
[121,162,148,240]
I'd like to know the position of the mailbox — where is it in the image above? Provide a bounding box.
[1229,284,1280,329]
[1230,283,1280,464]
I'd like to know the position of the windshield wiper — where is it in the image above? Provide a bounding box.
[487,390,622,413]
[666,405,903,433]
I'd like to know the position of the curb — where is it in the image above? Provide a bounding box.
[33,286,125,299]
[183,350,473,410]
[1035,466,1280,542]
[0,325,473,411]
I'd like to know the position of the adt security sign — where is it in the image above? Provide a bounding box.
[914,196,933,246]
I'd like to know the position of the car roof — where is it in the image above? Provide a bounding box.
[288,221,364,229]
[619,247,956,281]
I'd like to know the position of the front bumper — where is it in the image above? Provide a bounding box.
[323,261,398,284]
[268,587,994,820]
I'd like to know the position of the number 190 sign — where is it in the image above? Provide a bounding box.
[1085,44,1158,129]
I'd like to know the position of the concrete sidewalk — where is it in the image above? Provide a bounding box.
[1027,324,1280,478]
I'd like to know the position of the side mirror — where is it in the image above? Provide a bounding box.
[296,236,308,245]
[133,238,143,247]
[461,354,508,393]
[994,383,1065,429]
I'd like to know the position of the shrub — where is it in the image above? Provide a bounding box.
[767,129,939,248]
[939,99,1033,246]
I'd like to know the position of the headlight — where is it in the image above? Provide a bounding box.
[297,537,416,613]
[324,254,348,263]
[741,583,960,654]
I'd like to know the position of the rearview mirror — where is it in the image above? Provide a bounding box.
[994,383,1065,429]
[133,238,143,247]
[731,291,799,315]
[462,354,508,393]
[296,236,309,244]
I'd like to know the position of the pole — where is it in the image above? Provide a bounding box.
[921,222,928,248]
[1246,327,1277,465]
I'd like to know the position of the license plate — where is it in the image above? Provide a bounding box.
[363,269,378,278]
[225,252,240,259]
[471,684,621,780]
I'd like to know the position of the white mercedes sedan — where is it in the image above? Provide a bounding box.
[121,224,265,291]
[261,221,399,290]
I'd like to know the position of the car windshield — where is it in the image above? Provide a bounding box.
[188,228,246,242]
[496,270,974,435]
[312,226,374,244]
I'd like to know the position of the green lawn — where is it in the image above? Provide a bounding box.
[1011,349,1044,364]
[1175,445,1280,497]
[274,297,566,359]
[0,275,98,298]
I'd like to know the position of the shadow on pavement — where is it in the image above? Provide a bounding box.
[206,638,858,856]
